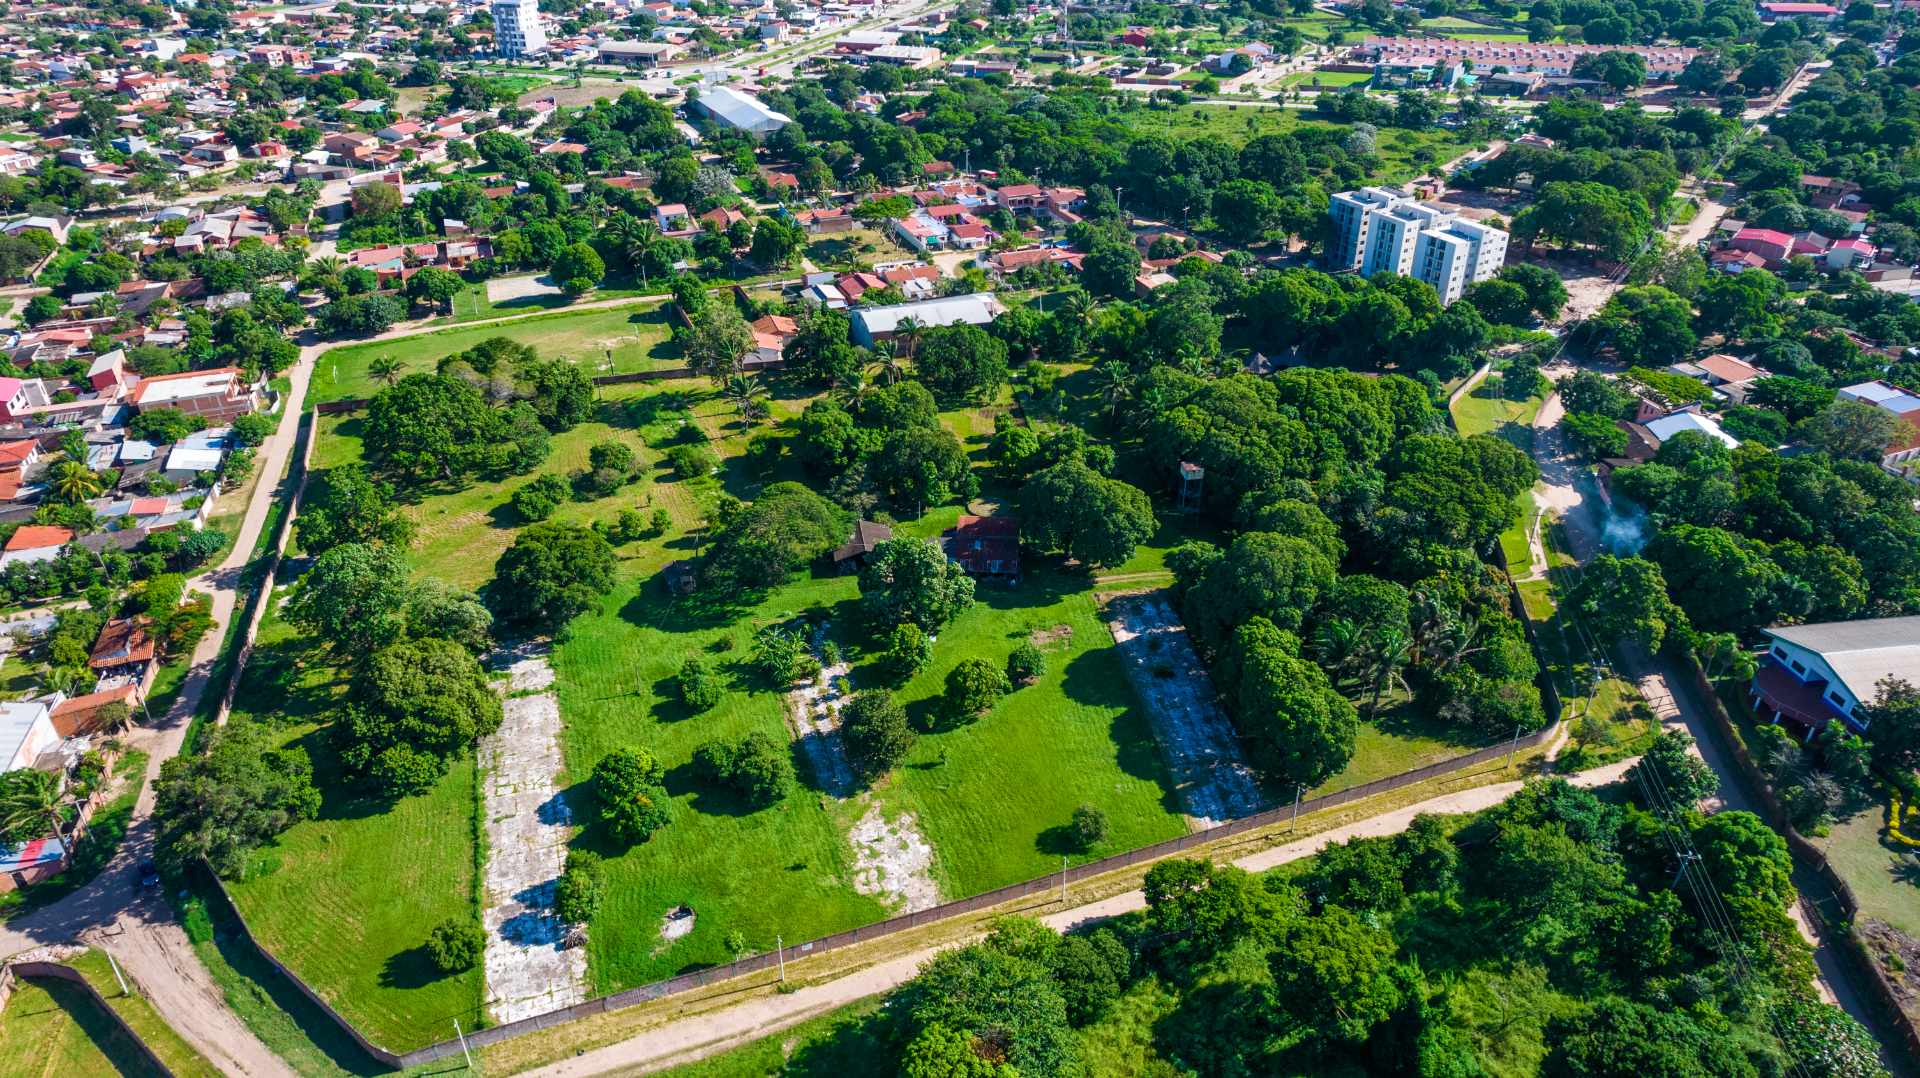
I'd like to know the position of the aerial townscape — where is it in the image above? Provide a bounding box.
[5,0,1920,1074]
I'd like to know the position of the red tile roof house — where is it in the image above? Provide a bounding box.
[0,525,72,568]
[1727,227,1793,265]
[943,515,1019,578]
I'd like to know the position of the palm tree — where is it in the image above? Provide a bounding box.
[615,216,663,286]
[1092,361,1134,420]
[723,373,769,425]
[1311,617,1363,691]
[369,355,404,385]
[1174,344,1214,380]
[1366,628,1413,720]
[893,316,926,358]
[51,459,104,503]
[308,254,343,280]
[867,342,904,386]
[0,768,65,846]
[831,369,872,407]
[1057,289,1097,357]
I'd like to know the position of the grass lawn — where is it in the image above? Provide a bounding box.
[0,967,162,1078]
[0,752,147,921]
[1449,375,1543,446]
[1156,104,1475,182]
[220,603,485,1053]
[63,950,221,1077]
[1312,694,1492,798]
[309,299,679,404]
[1812,805,1920,937]
[858,567,1189,893]
[1279,70,1373,89]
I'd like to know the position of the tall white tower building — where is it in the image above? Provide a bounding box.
[492,0,548,57]
[1327,187,1509,305]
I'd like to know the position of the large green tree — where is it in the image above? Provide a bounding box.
[490,521,616,630]
[1018,460,1157,567]
[859,538,976,632]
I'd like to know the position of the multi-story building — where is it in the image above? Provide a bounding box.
[1328,187,1508,305]
[492,0,548,57]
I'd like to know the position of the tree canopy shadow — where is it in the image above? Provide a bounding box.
[662,759,761,818]
[377,943,443,990]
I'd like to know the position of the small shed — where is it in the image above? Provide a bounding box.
[832,520,892,570]
[664,560,700,596]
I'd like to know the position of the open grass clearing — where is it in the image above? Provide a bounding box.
[1156,104,1476,182]
[309,299,679,404]
[0,964,161,1078]
[62,949,221,1077]
[1279,70,1374,89]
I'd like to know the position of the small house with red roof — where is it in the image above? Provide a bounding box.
[943,515,1019,578]
[0,525,71,568]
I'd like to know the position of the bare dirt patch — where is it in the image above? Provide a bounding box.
[480,647,588,1025]
[1029,624,1073,650]
[487,273,566,305]
[1105,593,1269,826]
[848,804,940,913]
[654,906,696,954]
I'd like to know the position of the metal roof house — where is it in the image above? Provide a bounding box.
[850,292,1006,346]
[1751,616,1920,735]
[690,86,792,137]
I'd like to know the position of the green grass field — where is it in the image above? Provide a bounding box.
[309,299,679,403]
[63,950,221,1077]
[1279,70,1374,89]
[221,604,485,1053]
[1157,105,1475,182]
[0,971,157,1078]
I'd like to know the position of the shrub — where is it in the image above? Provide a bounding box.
[879,623,933,683]
[693,730,794,808]
[1007,642,1045,685]
[554,849,606,923]
[512,474,569,522]
[592,748,673,844]
[666,443,719,478]
[1071,804,1110,849]
[752,624,814,685]
[944,657,1010,722]
[842,690,915,779]
[426,917,484,974]
[677,656,721,712]
[649,507,672,536]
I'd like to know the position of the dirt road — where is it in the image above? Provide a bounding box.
[521,756,1638,1078]
[0,335,318,1075]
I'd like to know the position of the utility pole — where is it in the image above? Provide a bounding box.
[453,1018,474,1070]
[776,934,786,982]
[1059,855,1067,906]
[104,950,128,996]
[1507,723,1522,770]
[1290,785,1302,830]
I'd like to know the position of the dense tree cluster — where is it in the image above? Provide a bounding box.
[806,778,1869,1077]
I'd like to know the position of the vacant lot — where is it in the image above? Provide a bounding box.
[310,299,679,403]
[1157,105,1478,181]
[0,957,190,1078]
[221,602,486,1053]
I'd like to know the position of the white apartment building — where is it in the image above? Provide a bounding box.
[1329,187,1508,305]
[492,0,549,57]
